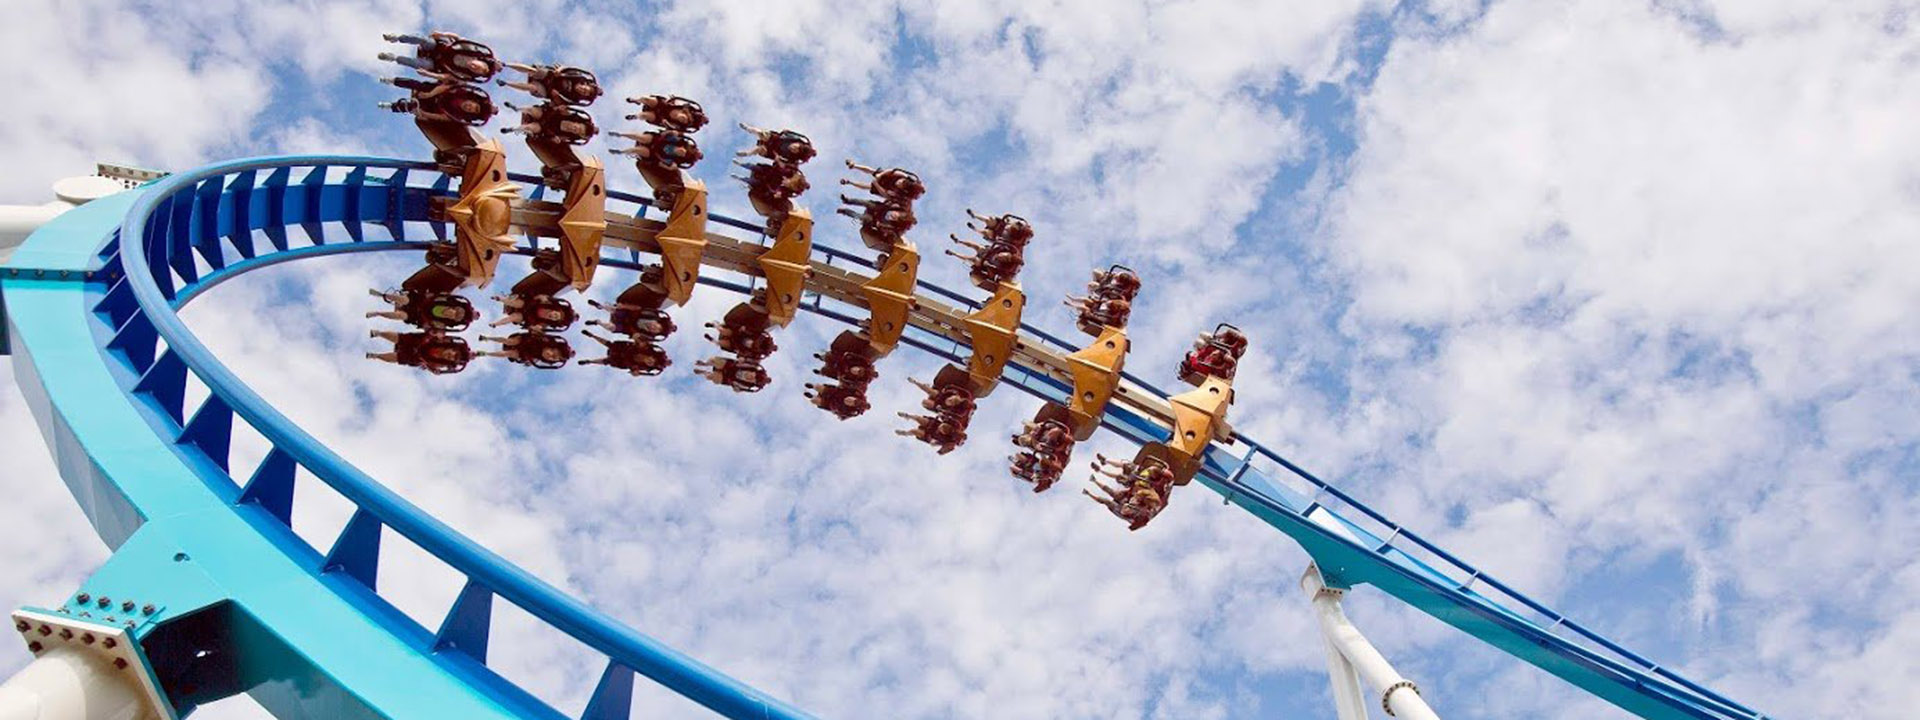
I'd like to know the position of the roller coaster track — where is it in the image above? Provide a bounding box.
[0,156,1767,719]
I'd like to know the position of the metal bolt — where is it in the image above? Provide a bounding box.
[103,638,117,649]
[120,601,133,612]
[141,605,154,616]
[113,658,128,670]
[81,633,94,645]
[27,642,42,653]
[13,620,27,632]
[76,593,90,604]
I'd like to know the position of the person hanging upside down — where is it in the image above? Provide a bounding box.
[1087,266,1143,301]
[578,330,670,376]
[611,130,704,168]
[367,330,473,374]
[492,293,578,332]
[367,287,477,331]
[1083,477,1164,531]
[736,160,811,220]
[842,161,925,202]
[735,125,817,165]
[381,32,503,82]
[625,95,709,132]
[503,103,597,145]
[587,298,675,341]
[813,349,877,387]
[965,209,1034,246]
[499,63,602,106]
[837,196,917,250]
[379,77,496,126]
[1092,453,1175,499]
[897,412,965,454]
[1066,293,1133,333]
[704,322,777,361]
[945,235,1026,288]
[908,377,976,423]
[476,331,574,369]
[694,357,772,393]
[805,382,871,420]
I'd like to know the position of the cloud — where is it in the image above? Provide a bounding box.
[3,0,1917,718]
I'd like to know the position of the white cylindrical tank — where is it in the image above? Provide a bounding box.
[0,175,127,259]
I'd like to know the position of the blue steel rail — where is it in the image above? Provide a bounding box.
[0,156,1764,720]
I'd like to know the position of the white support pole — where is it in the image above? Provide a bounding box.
[0,646,154,720]
[1318,624,1372,720]
[1302,564,1441,720]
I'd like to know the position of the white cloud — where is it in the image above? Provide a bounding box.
[6,0,1917,718]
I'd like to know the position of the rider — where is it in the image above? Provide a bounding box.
[367,288,477,331]
[579,330,670,376]
[492,293,578,331]
[380,75,495,126]
[842,161,925,202]
[694,357,773,393]
[500,63,602,106]
[476,331,574,369]
[737,124,817,165]
[805,382,872,420]
[814,348,877,387]
[611,129,703,168]
[587,298,675,341]
[626,95,709,132]
[381,31,503,82]
[504,103,597,145]
[367,330,473,374]
[1084,479,1164,531]
[897,413,965,454]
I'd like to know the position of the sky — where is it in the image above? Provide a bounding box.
[1,0,1917,718]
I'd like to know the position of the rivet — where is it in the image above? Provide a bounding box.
[120,601,133,612]
[96,597,109,609]
[81,633,94,645]
[12,620,26,632]
[58,629,72,640]
[37,625,50,636]
[114,658,128,670]
[104,616,115,623]
[27,641,42,653]
[103,638,117,649]
[76,593,90,604]
[141,605,155,616]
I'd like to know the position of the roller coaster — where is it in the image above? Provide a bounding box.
[0,31,1768,720]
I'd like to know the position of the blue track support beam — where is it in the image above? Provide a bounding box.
[239,447,296,527]
[434,581,494,663]
[262,167,291,251]
[324,509,383,591]
[95,278,137,327]
[134,350,189,425]
[107,312,158,373]
[192,176,227,272]
[580,663,635,720]
[179,394,235,472]
[227,169,257,260]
